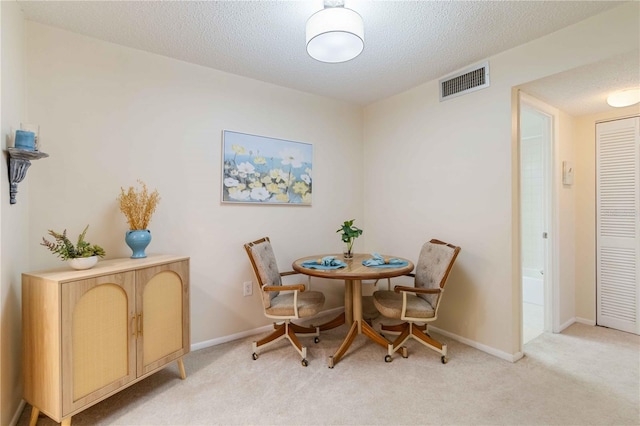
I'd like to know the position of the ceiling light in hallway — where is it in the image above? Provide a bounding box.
[306,0,364,63]
[606,88,640,107]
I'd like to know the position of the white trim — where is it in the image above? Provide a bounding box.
[191,324,272,351]
[575,317,596,326]
[430,326,524,363]
[550,106,561,335]
[519,92,561,339]
[189,309,523,363]
[596,114,640,125]
[558,317,576,332]
[190,306,344,352]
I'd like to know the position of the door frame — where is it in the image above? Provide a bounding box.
[518,92,561,339]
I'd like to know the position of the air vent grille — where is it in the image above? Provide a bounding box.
[439,62,490,101]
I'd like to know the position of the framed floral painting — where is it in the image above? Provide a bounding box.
[221,130,313,205]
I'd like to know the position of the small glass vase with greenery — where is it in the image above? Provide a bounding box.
[337,219,363,259]
[41,225,105,267]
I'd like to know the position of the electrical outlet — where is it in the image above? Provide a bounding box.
[243,281,253,296]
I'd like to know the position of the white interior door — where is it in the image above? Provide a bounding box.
[596,117,640,334]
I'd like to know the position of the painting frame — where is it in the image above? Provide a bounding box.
[221,130,313,205]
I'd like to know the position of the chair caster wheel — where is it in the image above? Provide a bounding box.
[401,347,408,358]
[314,337,320,344]
[301,359,308,367]
[385,355,393,363]
[441,355,448,364]
[328,356,334,369]
[252,353,258,360]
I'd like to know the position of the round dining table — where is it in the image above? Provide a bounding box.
[292,253,414,368]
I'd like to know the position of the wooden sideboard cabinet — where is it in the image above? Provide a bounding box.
[22,255,190,426]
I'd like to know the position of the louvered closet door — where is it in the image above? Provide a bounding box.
[596,117,640,334]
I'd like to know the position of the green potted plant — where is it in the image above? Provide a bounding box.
[41,225,106,270]
[337,219,363,259]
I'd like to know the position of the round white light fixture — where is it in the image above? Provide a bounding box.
[606,88,640,108]
[306,5,364,63]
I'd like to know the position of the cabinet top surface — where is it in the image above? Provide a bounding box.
[23,254,189,282]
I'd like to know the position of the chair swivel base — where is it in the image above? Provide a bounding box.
[253,320,319,367]
[384,322,448,364]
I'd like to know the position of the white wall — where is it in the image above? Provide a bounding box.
[363,2,639,357]
[24,22,364,346]
[0,1,28,425]
[575,105,640,323]
[557,110,576,329]
[364,72,518,357]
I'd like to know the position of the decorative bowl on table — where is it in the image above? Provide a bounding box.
[68,256,98,270]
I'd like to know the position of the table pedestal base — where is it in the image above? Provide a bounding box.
[328,320,389,368]
[327,279,390,368]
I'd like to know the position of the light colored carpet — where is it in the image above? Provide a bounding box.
[18,315,640,425]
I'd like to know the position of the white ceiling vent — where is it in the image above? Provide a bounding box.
[439,61,490,101]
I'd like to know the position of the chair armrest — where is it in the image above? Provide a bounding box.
[263,284,305,292]
[394,285,441,295]
[280,270,313,289]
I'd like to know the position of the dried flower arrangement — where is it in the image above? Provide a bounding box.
[41,225,106,260]
[117,180,161,230]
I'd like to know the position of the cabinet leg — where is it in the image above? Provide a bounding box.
[61,417,72,426]
[28,406,39,426]
[177,358,186,379]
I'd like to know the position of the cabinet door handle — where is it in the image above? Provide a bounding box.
[137,313,143,337]
[131,315,137,337]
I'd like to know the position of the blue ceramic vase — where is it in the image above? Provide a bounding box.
[125,229,151,259]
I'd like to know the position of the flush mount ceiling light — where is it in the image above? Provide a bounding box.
[607,88,640,108]
[306,0,364,63]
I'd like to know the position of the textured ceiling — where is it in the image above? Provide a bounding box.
[522,52,640,116]
[17,0,636,113]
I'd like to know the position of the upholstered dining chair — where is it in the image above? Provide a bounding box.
[373,239,461,364]
[244,237,325,367]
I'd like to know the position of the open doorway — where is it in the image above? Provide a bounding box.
[519,93,555,344]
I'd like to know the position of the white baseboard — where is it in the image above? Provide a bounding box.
[189,308,525,363]
[575,317,596,326]
[190,306,344,352]
[430,325,523,363]
[191,325,272,351]
[9,400,26,426]
[558,317,576,332]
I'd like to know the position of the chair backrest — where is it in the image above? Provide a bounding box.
[414,239,461,310]
[244,237,282,309]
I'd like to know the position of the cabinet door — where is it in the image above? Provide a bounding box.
[61,272,136,415]
[136,260,190,376]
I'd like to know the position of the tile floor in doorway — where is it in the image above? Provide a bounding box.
[523,302,544,344]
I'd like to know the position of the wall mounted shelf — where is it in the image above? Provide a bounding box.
[6,147,49,204]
